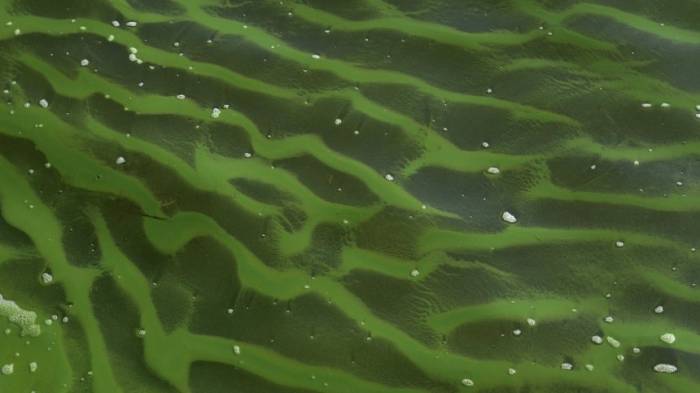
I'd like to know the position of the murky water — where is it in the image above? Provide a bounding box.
[0,0,699,392]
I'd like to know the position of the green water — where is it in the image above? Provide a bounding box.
[0,0,699,392]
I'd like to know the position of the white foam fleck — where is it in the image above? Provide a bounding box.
[660,333,676,344]
[334,118,342,125]
[508,368,516,375]
[654,364,677,373]
[115,156,126,165]
[512,329,522,336]
[211,107,221,119]
[654,305,664,314]
[39,99,48,108]
[502,211,517,224]
[585,364,594,371]
[80,59,90,66]
[176,94,186,100]
[481,141,490,148]
[561,362,573,370]
[29,362,37,373]
[384,173,395,182]
[461,378,474,387]
[615,241,624,248]
[410,269,420,277]
[526,317,536,326]
[591,335,603,344]
[41,272,53,284]
[641,103,652,108]
[233,344,241,355]
[111,20,120,27]
[126,21,137,27]
[617,354,625,361]
[487,167,500,174]
[604,315,614,323]
[311,54,321,59]
[1,364,14,375]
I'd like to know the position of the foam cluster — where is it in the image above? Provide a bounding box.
[0,294,41,337]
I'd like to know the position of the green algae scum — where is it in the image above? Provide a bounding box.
[1,0,700,392]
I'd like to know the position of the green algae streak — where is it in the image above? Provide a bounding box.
[0,0,699,392]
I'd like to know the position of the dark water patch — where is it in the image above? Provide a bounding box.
[585,0,700,33]
[547,154,700,198]
[151,275,193,333]
[205,121,253,159]
[447,316,598,365]
[423,264,517,310]
[567,14,700,91]
[10,0,120,21]
[230,178,297,206]
[291,0,383,20]
[385,0,538,33]
[0,257,67,316]
[90,275,178,392]
[289,223,347,274]
[61,316,94,393]
[189,361,318,393]
[126,0,184,15]
[274,155,380,206]
[521,199,700,244]
[404,166,537,231]
[621,346,700,388]
[354,207,428,260]
[342,269,437,345]
[172,237,241,338]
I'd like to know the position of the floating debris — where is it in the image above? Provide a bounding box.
[311,54,321,59]
[39,99,48,108]
[29,362,37,373]
[561,362,573,371]
[0,294,41,337]
[41,272,53,284]
[526,318,536,326]
[660,333,676,344]
[654,364,677,373]
[654,305,664,314]
[111,20,120,27]
[176,94,186,100]
[512,329,522,336]
[233,344,241,355]
[481,141,490,148]
[641,103,652,108]
[126,21,137,27]
[604,316,614,323]
[115,156,126,165]
[334,118,342,126]
[507,368,516,375]
[615,241,624,248]
[461,378,474,387]
[80,59,90,66]
[606,336,621,348]
[384,173,395,182]
[502,211,517,224]
[487,167,500,174]
[591,335,603,344]
[585,364,594,371]
[211,107,221,119]
[410,269,420,278]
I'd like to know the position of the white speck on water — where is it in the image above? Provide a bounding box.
[512,329,522,336]
[111,20,120,27]
[1,364,14,375]
[385,173,395,182]
[607,336,621,348]
[591,335,603,344]
[641,103,652,108]
[233,344,241,355]
[410,269,420,277]
[481,141,490,148]
[136,329,146,337]
[633,347,641,354]
[654,364,677,373]
[585,364,594,371]
[129,47,138,54]
[211,107,221,118]
[502,211,517,224]
[29,362,37,373]
[590,164,597,170]
[39,99,48,108]
[508,368,516,375]
[654,305,664,314]
[615,241,624,248]
[617,354,625,362]
[41,273,53,284]
[660,333,676,344]
[14,28,20,36]
[526,317,536,326]
[661,102,670,108]
[461,378,474,387]
[334,118,342,126]
[126,21,137,27]
[486,88,493,94]
[80,59,89,66]
[561,362,573,370]
[243,152,252,158]
[128,53,137,62]
[115,156,126,165]
[176,94,186,100]
[633,160,640,166]
[604,315,614,323]
[487,167,500,174]
[311,54,321,59]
